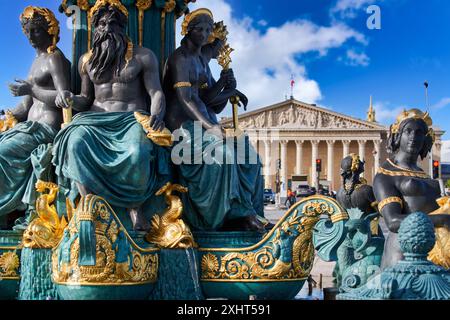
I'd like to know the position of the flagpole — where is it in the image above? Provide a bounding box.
[290,74,294,99]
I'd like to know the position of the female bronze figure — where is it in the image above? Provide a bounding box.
[163,8,265,232]
[373,109,450,269]
[337,154,378,216]
[0,6,70,229]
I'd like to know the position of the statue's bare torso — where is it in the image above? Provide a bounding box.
[79,46,159,113]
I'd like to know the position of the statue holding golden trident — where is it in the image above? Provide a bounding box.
[163,8,266,232]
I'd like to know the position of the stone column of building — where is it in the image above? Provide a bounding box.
[358,140,366,161]
[327,140,335,190]
[373,140,381,174]
[358,140,367,178]
[342,140,351,158]
[311,140,320,188]
[263,140,271,189]
[280,140,288,193]
[295,140,304,175]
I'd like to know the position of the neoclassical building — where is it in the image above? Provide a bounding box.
[221,98,444,193]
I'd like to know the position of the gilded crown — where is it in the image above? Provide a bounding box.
[390,108,435,143]
[90,0,129,18]
[20,6,60,53]
[391,109,433,134]
[181,8,214,36]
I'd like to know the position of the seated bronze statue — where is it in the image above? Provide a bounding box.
[373,109,450,269]
[163,8,265,232]
[0,6,70,229]
[53,0,170,231]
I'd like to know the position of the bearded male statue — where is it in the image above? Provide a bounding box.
[53,0,170,231]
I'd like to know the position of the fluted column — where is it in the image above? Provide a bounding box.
[342,140,351,158]
[295,140,304,175]
[373,140,381,173]
[263,140,271,188]
[311,140,320,188]
[358,140,366,161]
[327,140,335,190]
[280,140,288,193]
[358,140,367,178]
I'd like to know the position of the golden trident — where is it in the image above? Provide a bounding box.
[214,22,243,137]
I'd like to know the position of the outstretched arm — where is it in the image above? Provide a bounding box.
[139,48,166,131]
[7,78,33,121]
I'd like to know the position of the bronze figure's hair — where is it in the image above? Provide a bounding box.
[89,5,129,80]
[387,118,433,160]
[181,8,214,36]
[20,6,60,54]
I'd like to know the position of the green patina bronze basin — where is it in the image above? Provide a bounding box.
[52,195,159,300]
[195,196,347,300]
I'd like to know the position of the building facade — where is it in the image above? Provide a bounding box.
[222,99,444,194]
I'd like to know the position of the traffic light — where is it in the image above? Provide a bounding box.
[277,159,281,170]
[316,159,322,173]
[433,160,440,179]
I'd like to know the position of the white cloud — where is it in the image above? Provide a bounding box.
[372,101,405,124]
[432,97,450,110]
[331,0,376,19]
[179,0,367,114]
[345,49,370,66]
[257,19,268,27]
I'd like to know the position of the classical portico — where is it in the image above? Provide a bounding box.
[222,99,445,193]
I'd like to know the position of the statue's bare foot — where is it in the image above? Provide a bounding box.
[221,215,266,233]
[129,208,150,231]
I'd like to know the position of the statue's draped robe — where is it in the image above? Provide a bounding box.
[0,121,57,217]
[174,120,264,230]
[52,112,171,212]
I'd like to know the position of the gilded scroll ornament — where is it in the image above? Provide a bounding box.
[163,0,176,13]
[22,180,68,249]
[136,0,152,11]
[0,251,20,278]
[134,111,173,147]
[77,0,91,11]
[146,182,197,249]
[52,195,159,285]
[428,197,450,269]
[200,198,342,281]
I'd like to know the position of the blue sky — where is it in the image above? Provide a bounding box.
[1,0,449,141]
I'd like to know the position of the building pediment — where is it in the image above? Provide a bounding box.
[221,99,387,131]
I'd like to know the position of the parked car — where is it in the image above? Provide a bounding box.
[296,185,315,198]
[264,188,276,204]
